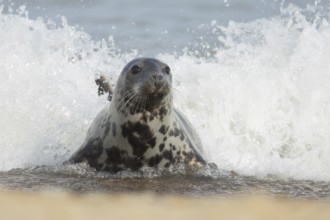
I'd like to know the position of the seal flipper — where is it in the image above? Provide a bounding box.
[174,108,206,164]
[95,75,113,101]
[68,137,104,169]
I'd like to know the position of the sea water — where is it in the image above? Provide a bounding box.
[0,0,330,197]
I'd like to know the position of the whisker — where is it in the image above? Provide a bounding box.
[140,90,149,111]
[118,93,137,113]
[116,89,135,104]
[127,94,139,114]
[116,90,136,110]
[142,90,149,111]
[116,93,135,109]
[134,93,144,113]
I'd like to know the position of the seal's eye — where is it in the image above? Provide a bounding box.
[164,66,171,75]
[131,65,142,75]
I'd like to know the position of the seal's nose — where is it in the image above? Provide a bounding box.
[152,75,163,81]
[152,75,164,89]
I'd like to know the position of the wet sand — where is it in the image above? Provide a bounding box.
[0,190,329,220]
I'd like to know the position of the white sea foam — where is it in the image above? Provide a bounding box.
[1,5,330,181]
[0,7,135,170]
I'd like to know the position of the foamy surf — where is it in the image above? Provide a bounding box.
[1,4,330,182]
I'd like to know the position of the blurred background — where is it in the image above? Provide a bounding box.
[1,0,323,55]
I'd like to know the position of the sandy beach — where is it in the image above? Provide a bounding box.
[0,190,329,220]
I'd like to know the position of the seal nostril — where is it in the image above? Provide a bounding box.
[152,75,163,81]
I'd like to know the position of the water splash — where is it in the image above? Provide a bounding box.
[0,6,136,170]
[165,4,330,181]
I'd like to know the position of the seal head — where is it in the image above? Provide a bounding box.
[115,58,172,114]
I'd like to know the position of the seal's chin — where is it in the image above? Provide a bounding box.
[149,90,168,99]
[146,91,168,107]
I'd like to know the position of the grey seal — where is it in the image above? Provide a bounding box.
[69,58,206,172]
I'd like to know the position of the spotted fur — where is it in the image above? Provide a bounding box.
[69,58,206,172]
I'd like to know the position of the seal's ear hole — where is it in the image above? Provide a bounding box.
[131,65,142,75]
[164,66,171,75]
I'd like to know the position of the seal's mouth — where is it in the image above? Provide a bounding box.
[146,85,170,99]
[141,84,171,110]
[145,95,165,111]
